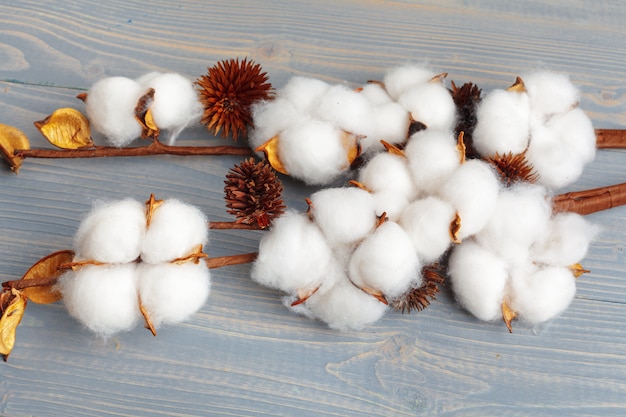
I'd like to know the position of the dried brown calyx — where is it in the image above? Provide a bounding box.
[223,157,285,229]
[486,151,539,186]
[391,263,446,313]
[196,58,273,140]
[450,81,482,159]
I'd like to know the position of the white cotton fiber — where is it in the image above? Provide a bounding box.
[359,82,393,105]
[439,160,500,240]
[85,76,144,147]
[74,199,147,264]
[137,262,210,327]
[278,120,351,185]
[59,263,141,336]
[280,76,330,113]
[359,102,411,152]
[309,187,378,247]
[313,84,375,135]
[369,190,411,222]
[473,89,531,156]
[138,72,203,145]
[526,124,585,189]
[251,211,334,292]
[399,196,456,263]
[304,275,389,331]
[249,98,301,151]
[404,129,462,194]
[348,221,421,299]
[508,265,576,324]
[358,152,416,199]
[531,212,599,267]
[522,71,580,119]
[141,199,208,264]
[448,239,509,322]
[475,184,552,264]
[545,107,596,164]
[383,65,436,101]
[398,82,456,131]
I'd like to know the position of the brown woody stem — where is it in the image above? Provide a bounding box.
[209,221,262,230]
[14,140,252,159]
[553,183,626,215]
[596,129,626,149]
[206,252,258,269]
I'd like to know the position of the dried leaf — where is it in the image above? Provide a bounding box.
[256,136,289,175]
[341,131,362,166]
[20,250,75,304]
[449,212,462,243]
[0,123,30,173]
[456,131,466,164]
[380,140,405,157]
[507,76,526,93]
[291,285,321,307]
[34,108,93,150]
[350,279,388,305]
[145,194,164,227]
[501,300,517,333]
[569,263,590,278]
[135,88,160,140]
[0,289,27,361]
[138,295,157,337]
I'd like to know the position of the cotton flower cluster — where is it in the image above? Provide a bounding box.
[249,64,456,185]
[449,183,598,326]
[473,71,596,189]
[84,72,203,146]
[58,197,210,336]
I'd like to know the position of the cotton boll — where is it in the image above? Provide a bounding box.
[358,152,416,199]
[141,199,208,264]
[59,264,141,336]
[546,107,596,164]
[399,197,456,263]
[531,212,599,267]
[475,184,552,264]
[249,98,302,151]
[369,190,411,221]
[280,76,330,113]
[383,65,436,101]
[85,76,144,146]
[439,160,500,240]
[473,89,531,156]
[526,124,585,189]
[251,211,334,292]
[508,265,576,324]
[135,71,161,86]
[278,120,351,185]
[139,72,203,145]
[313,84,375,135]
[137,262,210,327]
[404,129,461,194]
[305,276,389,331]
[348,221,422,299]
[74,199,147,264]
[523,71,580,119]
[309,187,378,247]
[448,239,509,322]
[359,82,394,105]
[359,102,411,152]
[397,82,456,131]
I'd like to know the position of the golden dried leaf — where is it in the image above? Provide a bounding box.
[380,140,405,157]
[291,284,322,307]
[256,136,289,175]
[145,194,164,227]
[449,212,462,243]
[507,76,526,93]
[569,263,590,278]
[0,123,30,173]
[341,131,362,166]
[430,72,448,83]
[0,289,27,361]
[501,300,517,333]
[138,295,157,337]
[354,282,388,305]
[34,108,93,150]
[20,250,75,304]
[134,88,160,140]
[457,131,466,164]
[348,180,371,192]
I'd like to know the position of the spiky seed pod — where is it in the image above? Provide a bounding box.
[196,58,273,140]
[391,263,446,313]
[224,158,285,229]
[450,81,482,159]
[486,151,539,187]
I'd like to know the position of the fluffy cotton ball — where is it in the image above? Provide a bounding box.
[137,262,210,327]
[304,275,389,331]
[404,129,461,195]
[59,263,141,336]
[531,212,599,267]
[545,107,596,164]
[439,160,500,240]
[448,239,509,322]
[508,265,576,324]
[473,89,531,156]
[398,82,456,131]
[475,184,552,264]
[138,72,203,145]
[359,102,411,152]
[358,152,416,199]
[368,190,411,222]
[383,65,436,101]
[85,76,144,146]
[280,76,330,113]
[313,84,375,135]
[359,82,394,105]
[74,199,147,264]
[249,98,301,151]
[309,187,378,247]
[251,211,334,292]
[399,196,456,263]
[348,221,421,299]
[278,120,351,185]
[141,199,208,264]
[523,71,580,119]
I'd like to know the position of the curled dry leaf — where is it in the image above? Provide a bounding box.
[0,123,30,173]
[0,288,27,361]
[501,300,517,333]
[135,88,159,140]
[20,250,75,304]
[256,136,288,175]
[34,108,94,150]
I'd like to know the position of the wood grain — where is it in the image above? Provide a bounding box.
[1,1,626,416]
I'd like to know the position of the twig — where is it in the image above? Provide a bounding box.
[553,182,626,215]
[596,129,626,149]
